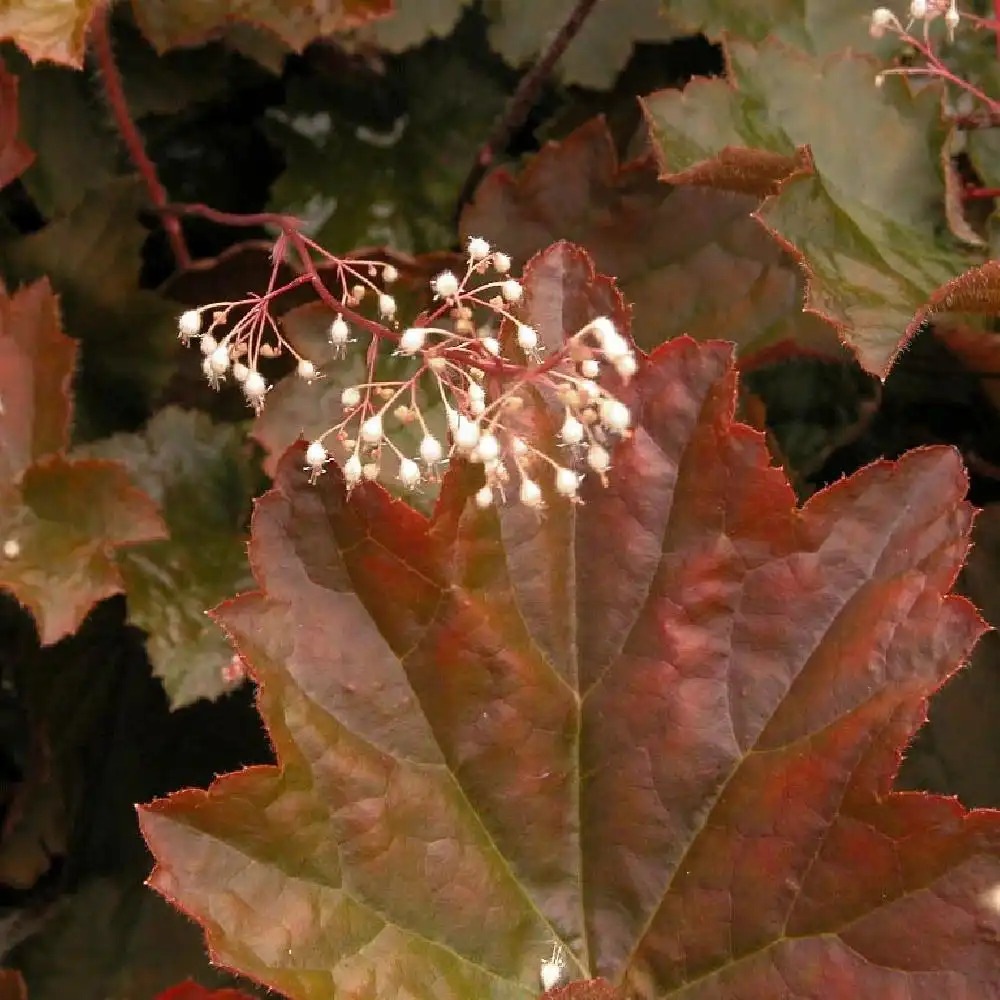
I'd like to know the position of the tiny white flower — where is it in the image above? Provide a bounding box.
[600,398,631,433]
[398,457,421,488]
[501,279,523,303]
[432,270,460,299]
[361,414,384,444]
[305,440,328,479]
[397,327,426,355]
[476,432,500,463]
[420,434,443,465]
[615,353,637,381]
[343,453,363,486]
[467,237,491,261]
[517,324,538,352]
[297,358,318,381]
[581,358,600,378]
[209,344,230,375]
[200,333,218,356]
[2,537,20,559]
[379,293,397,319]
[329,315,350,346]
[243,370,268,412]
[493,252,511,274]
[520,477,542,508]
[560,413,585,446]
[481,337,500,357]
[232,361,250,383]
[475,485,494,509]
[178,309,202,339]
[587,443,610,473]
[455,417,481,452]
[341,386,361,408]
[382,264,399,284]
[555,467,580,498]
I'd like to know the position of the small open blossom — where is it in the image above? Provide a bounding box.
[467,237,490,261]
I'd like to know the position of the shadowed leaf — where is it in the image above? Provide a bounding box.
[139,246,999,998]
[130,0,393,55]
[0,60,34,189]
[80,408,258,708]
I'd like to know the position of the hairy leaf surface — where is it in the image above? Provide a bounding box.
[642,38,980,377]
[140,245,999,998]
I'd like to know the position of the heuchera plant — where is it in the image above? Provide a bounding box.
[4,0,1000,997]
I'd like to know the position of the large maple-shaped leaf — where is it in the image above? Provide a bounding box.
[641,38,982,377]
[461,118,845,365]
[139,245,1000,997]
[0,280,166,644]
[80,408,258,708]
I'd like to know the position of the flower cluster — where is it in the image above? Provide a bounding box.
[870,1,960,43]
[177,236,637,510]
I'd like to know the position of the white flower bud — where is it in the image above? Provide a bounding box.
[555,467,580,498]
[2,537,19,559]
[209,344,230,374]
[379,294,397,318]
[361,414,383,444]
[476,432,500,463]
[520,477,542,508]
[467,237,490,261]
[587,443,610,473]
[481,337,500,356]
[493,252,511,274]
[382,264,399,284]
[432,270,460,298]
[517,324,538,352]
[398,457,421,488]
[560,413,585,445]
[581,358,600,378]
[329,315,350,346]
[243,370,268,407]
[178,309,202,339]
[297,358,318,381]
[600,398,631,433]
[601,332,630,364]
[398,327,426,355]
[420,434,443,465]
[200,333,218,356]
[455,417,481,452]
[475,485,494,509]
[232,361,250,383]
[343,453,363,485]
[910,0,927,18]
[341,386,361,408]
[501,279,523,303]
[305,440,328,469]
[590,316,617,342]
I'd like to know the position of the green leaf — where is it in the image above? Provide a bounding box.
[461,117,846,363]
[264,31,506,253]
[485,0,677,90]
[642,38,981,376]
[140,246,1000,998]
[658,0,888,53]
[130,0,394,55]
[2,178,182,437]
[0,0,98,68]
[79,408,257,708]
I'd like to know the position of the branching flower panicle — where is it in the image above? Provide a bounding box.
[177,236,637,502]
